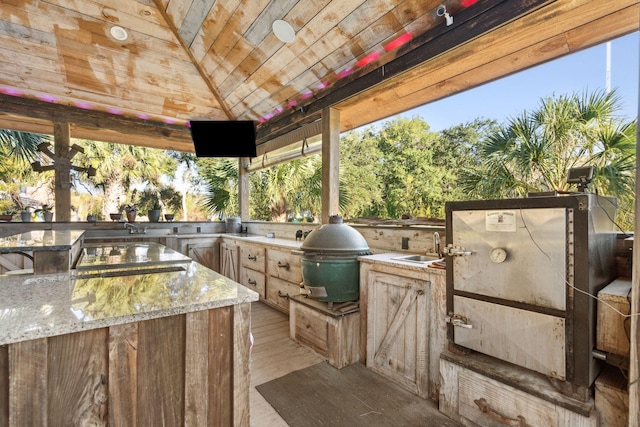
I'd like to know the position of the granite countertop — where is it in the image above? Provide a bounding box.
[0,259,258,346]
[359,252,446,274]
[0,229,85,253]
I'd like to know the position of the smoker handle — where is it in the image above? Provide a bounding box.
[474,398,530,427]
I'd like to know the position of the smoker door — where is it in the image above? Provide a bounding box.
[453,296,566,380]
[451,207,568,311]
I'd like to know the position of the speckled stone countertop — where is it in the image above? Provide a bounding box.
[0,255,258,346]
[0,229,85,253]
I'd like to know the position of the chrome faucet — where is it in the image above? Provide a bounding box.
[124,222,147,234]
[433,232,441,256]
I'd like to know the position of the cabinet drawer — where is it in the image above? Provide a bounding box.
[240,268,265,299]
[240,245,266,272]
[291,305,328,356]
[458,369,556,427]
[266,249,301,284]
[266,276,299,313]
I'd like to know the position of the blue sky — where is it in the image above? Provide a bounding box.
[390,32,639,131]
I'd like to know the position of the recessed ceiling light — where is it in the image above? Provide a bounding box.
[272,20,295,43]
[110,26,128,41]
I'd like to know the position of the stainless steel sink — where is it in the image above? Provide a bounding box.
[391,254,443,263]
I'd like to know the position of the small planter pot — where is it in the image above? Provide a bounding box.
[0,214,13,222]
[126,211,137,222]
[20,211,31,222]
[87,214,97,223]
[148,209,161,223]
[43,211,53,222]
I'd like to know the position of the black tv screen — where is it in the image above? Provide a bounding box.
[190,120,257,158]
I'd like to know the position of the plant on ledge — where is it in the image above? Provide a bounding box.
[35,204,54,222]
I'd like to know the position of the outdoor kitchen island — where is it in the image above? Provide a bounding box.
[0,237,258,426]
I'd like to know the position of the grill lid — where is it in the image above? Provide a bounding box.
[300,215,370,255]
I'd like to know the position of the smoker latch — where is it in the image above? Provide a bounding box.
[446,313,473,329]
[444,244,473,257]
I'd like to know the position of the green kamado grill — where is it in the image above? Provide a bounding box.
[299,215,371,303]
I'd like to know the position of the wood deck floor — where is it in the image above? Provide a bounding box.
[248,301,458,427]
[249,301,325,427]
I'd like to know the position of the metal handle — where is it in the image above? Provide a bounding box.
[277,290,289,298]
[247,279,256,286]
[474,398,530,427]
[277,261,290,270]
[446,313,473,329]
[248,254,257,261]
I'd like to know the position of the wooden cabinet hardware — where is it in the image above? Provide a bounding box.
[277,261,290,270]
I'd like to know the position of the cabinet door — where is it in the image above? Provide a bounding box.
[220,241,239,282]
[366,270,429,398]
[187,243,219,272]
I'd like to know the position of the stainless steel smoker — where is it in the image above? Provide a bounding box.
[445,194,618,398]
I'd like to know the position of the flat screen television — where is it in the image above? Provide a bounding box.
[190,120,257,158]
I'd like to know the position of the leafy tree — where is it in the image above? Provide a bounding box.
[460,90,636,229]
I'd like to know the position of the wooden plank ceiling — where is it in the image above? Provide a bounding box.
[0,0,637,153]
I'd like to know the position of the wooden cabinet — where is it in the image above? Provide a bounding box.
[220,239,239,282]
[289,295,360,368]
[239,243,266,298]
[264,247,302,314]
[439,352,598,427]
[0,304,252,426]
[360,262,447,401]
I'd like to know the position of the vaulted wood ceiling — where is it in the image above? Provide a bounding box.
[0,0,637,154]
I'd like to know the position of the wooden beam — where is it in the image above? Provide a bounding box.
[0,94,193,148]
[630,93,640,427]
[256,0,554,143]
[238,158,250,222]
[321,107,340,224]
[53,122,71,222]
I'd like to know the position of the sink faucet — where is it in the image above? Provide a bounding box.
[433,232,441,256]
[124,222,147,234]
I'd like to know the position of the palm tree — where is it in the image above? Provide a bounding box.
[460,90,635,228]
[0,129,50,210]
[199,156,323,222]
[73,140,178,216]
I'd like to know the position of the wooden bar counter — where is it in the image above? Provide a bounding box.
[0,253,258,426]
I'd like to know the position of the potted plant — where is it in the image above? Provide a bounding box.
[20,206,32,222]
[147,201,161,223]
[0,208,15,222]
[123,204,138,222]
[36,204,54,222]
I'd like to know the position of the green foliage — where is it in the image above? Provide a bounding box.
[459,89,636,229]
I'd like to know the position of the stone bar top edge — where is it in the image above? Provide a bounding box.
[0,261,258,345]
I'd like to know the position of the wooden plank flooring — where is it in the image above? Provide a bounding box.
[250,302,325,427]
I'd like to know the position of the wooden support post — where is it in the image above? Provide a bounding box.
[53,122,71,222]
[321,107,340,224]
[238,158,249,222]
[630,83,640,426]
